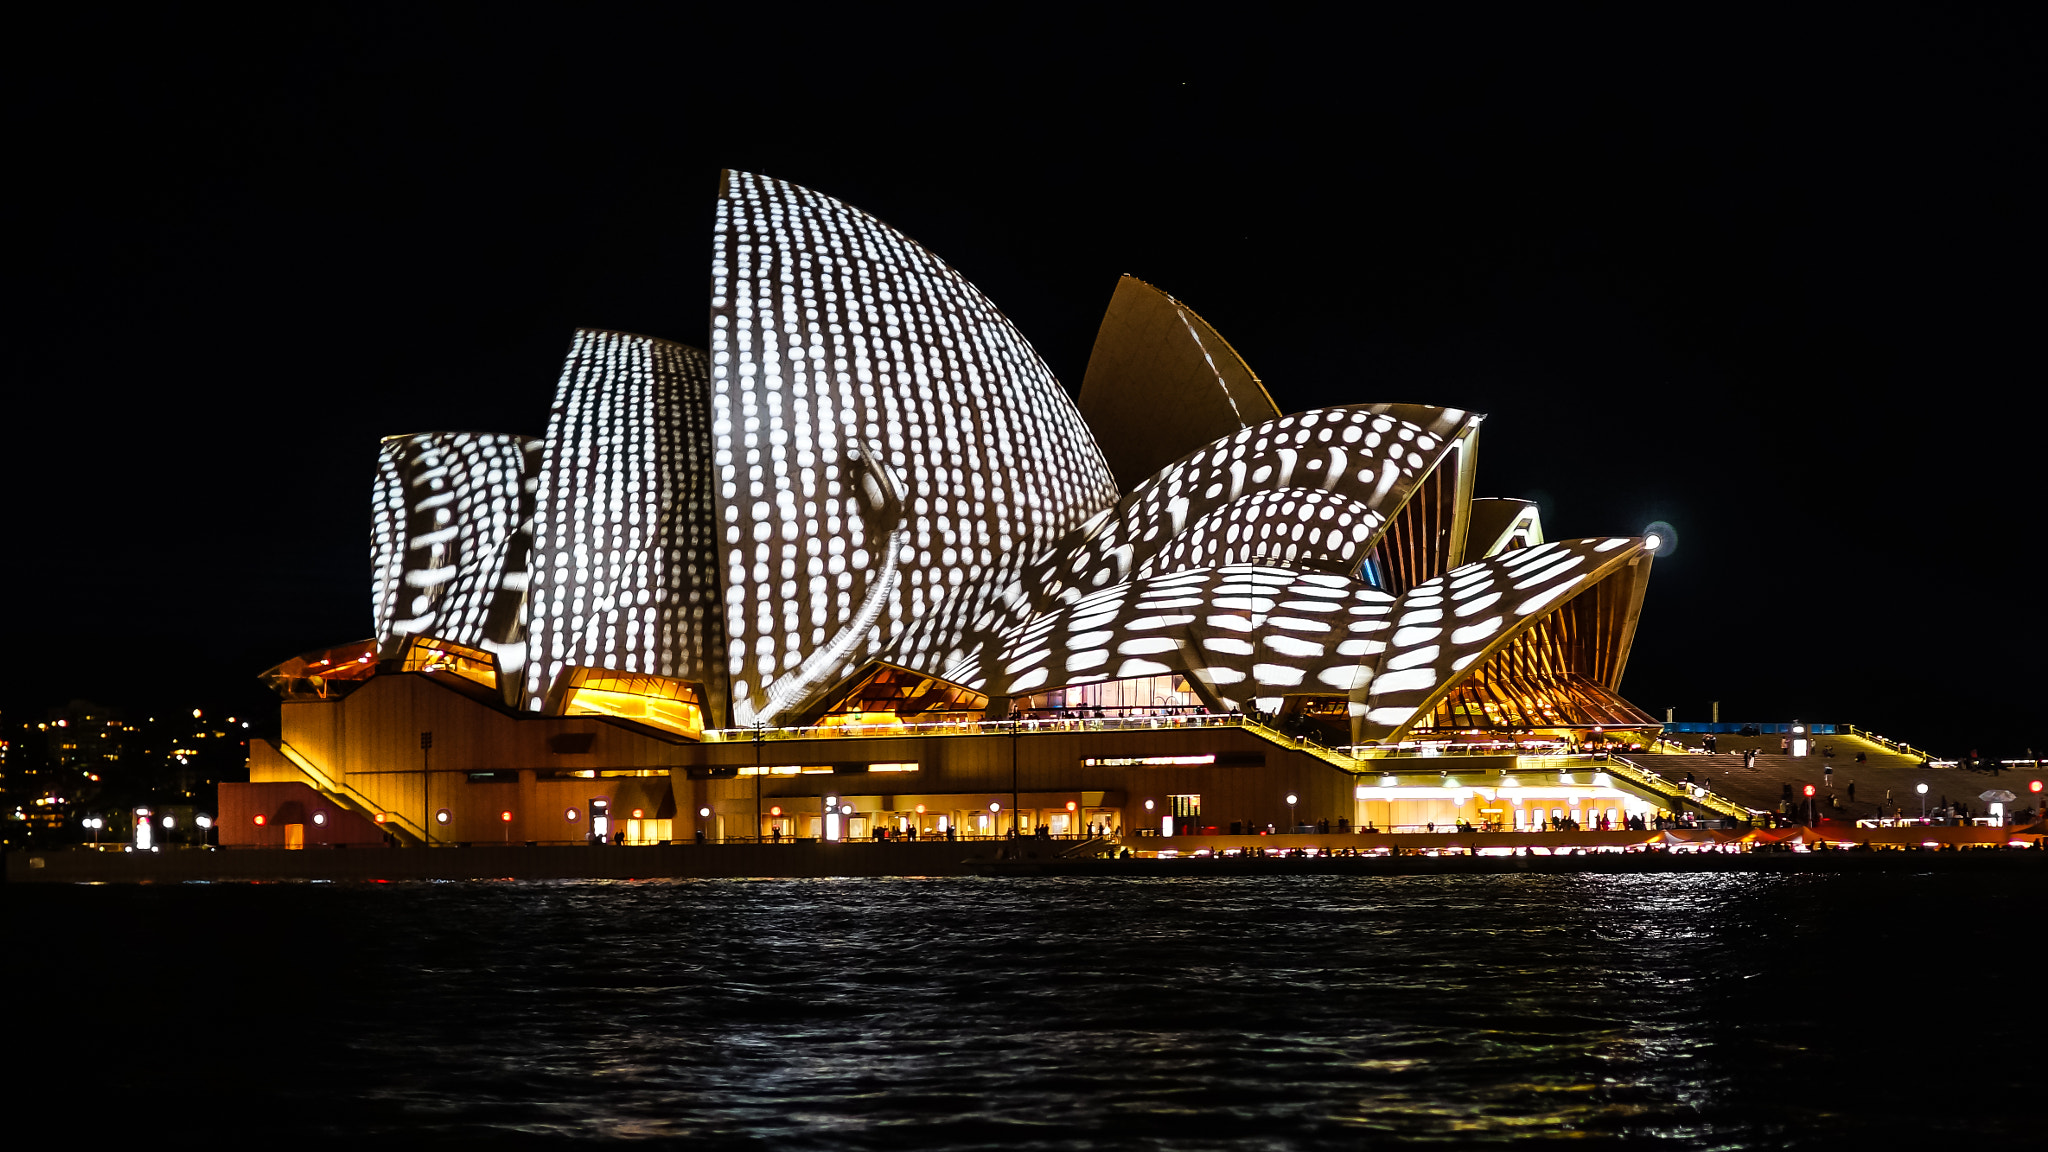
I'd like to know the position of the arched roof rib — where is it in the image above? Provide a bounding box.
[1150,488,1385,578]
[710,171,1117,725]
[1354,537,1653,743]
[1462,497,1545,563]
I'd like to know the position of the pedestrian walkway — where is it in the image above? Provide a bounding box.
[1626,734,2031,825]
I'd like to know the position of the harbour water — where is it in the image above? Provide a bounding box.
[5,872,2038,1148]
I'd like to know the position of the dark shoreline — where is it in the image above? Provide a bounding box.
[8,841,2045,883]
[972,849,2048,878]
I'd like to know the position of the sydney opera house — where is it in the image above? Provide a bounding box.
[228,171,1699,850]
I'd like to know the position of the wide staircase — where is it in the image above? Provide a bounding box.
[1629,732,2014,824]
[273,740,427,846]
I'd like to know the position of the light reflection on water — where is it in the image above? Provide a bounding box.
[8,872,2040,1148]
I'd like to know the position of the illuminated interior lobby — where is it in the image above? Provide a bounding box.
[230,170,1706,852]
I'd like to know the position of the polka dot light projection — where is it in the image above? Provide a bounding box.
[711,171,1117,724]
[523,330,723,714]
[1150,487,1385,577]
[372,431,542,668]
[952,564,1398,716]
[911,403,1477,664]
[351,175,1660,745]
[1356,536,1650,739]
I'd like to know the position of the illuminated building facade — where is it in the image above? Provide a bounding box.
[235,172,1697,851]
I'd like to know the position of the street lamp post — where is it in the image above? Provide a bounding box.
[753,721,765,844]
[1287,793,1298,832]
[420,730,433,847]
[1916,782,1928,821]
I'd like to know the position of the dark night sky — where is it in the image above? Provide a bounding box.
[9,7,2043,756]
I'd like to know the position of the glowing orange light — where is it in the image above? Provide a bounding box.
[632,808,644,818]
[2031,780,2043,793]
[500,811,513,822]
[770,806,782,816]
[253,814,266,826]
[1066,801,1077,811]
[373,813,386,824]
[1803,785,1815,797]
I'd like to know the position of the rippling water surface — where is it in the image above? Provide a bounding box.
[7,872,2038,1148]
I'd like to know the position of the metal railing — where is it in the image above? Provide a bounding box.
[1841,724,1944,763]
[700,712,1250,743]
[276,741,428,845]
[1607,754,1755,820]
[703,710,1390,774]
[1339,740,1572,758]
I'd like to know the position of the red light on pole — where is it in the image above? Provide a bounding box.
[2031,780,2042,793]
[500,811,513,822]
[373,812,386,824]
[253,814,266,826]
[1803,785,1815,797]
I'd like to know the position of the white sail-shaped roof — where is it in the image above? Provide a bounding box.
[371,431,541,666]
[711,171,1117,724]
[522,330,724,715]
